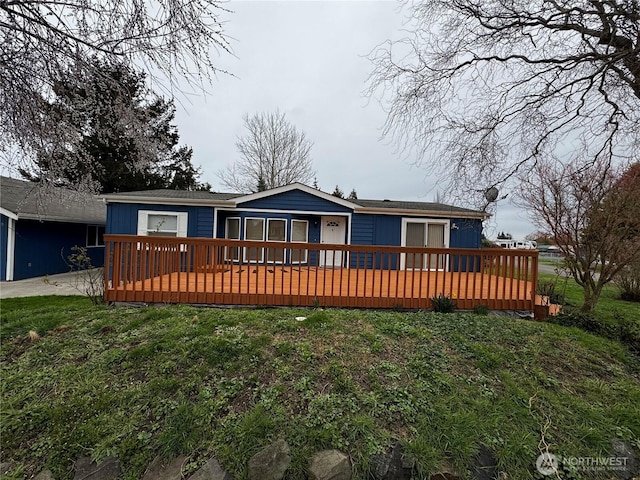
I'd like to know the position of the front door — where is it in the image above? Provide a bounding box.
[320,216,346,267]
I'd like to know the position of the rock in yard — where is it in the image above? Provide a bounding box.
[0,463,14,475]
[469,445,498,480]
[33,471,55,480]
[611,438,639,480]
[247,439,291,480]
[308,449,351,480]
[188,457,234,480]
[142,455,188,480]
[430,460,460,480]
[73,456,121,480]
[370,443,413,480]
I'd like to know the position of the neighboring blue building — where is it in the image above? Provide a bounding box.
[1,176,106,281]
[101,183,488,268]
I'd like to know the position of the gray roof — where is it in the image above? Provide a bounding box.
[102,189,242,201]
[1,176,106,224]
[351,199,484,216]
[100,185,486,218]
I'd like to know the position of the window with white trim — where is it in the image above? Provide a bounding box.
[137,211,188,237]
[244,218,265,262]
[266,219,286,263]
[87,225,105,247]
[225,217,241,261]
[291,219,309,263]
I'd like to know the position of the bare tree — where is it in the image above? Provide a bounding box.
[368,1,640,196]
[1,0,231,190]
[218,111,315,193]
[519,159,640,312]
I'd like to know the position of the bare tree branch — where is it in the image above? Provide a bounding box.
[218,110,315,193]
[1,0,231,190]
[368,0,640,197]
[519,159,640,311]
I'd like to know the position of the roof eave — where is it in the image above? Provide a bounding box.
[0,207,19,220]
[98,195,235,207]
[234,183,360,209]
[17,213,106,224]
[355,206,490,219]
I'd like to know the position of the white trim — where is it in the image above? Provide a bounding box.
[266,218,287,264]
[400,218,450,270]
[137,210,188,237]
[0,207,18,221]
[356,206,489,220]
[86,225,106,248]
[224,217,241,262]
[290,219,309,264]
[234,182,360,210]
[212,207,218,238]
[243,217,265,263]
[5,217,15,281]
[216,207,352,217]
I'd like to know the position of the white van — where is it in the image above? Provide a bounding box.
[494,240,537,249]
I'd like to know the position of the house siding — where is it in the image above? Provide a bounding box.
[239,190,352,213]
[449,218,482,249]
[0,214,8,281]
[12,220,104,280]
[107,203,214,237]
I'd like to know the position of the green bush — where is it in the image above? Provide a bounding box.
[431,294,456,313]
[550,309,640,352]
[472,304,489,315]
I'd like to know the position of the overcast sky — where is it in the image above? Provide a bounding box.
[173,0,534,240]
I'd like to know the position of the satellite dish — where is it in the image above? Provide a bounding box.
[484,186,499,203]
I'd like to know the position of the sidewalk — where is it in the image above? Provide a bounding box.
[0,270,102,299]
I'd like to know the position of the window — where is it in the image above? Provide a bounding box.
[87,225,105,247]
[401,219,449,270]
[244,218,265,262]
[291,219,309,263]
[137,211,188,237]
[225,217,240,261]
[266,219,286,262]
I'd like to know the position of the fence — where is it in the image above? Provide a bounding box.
[104,235,538,310]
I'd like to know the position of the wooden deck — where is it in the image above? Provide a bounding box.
[107,261,537,312]
[105,237,541,310]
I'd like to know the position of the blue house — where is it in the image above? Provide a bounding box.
[101,183,488,268]
[1,176,106,281]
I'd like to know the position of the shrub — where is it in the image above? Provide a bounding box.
[537,279,564,305]
[473,304,489,315]
[550,309,640,352]
[431,294,456,313]
[614,260,640,302]
[65,246,104,305]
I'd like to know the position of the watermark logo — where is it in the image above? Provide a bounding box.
[536,452,559,476]
[536,452,630,476]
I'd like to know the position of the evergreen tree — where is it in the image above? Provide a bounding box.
[20,60,209,193]
[332,185,344,198]
[347,189,358,200]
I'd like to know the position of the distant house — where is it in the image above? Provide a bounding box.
[101,182,489,262]
[1,176,106,281]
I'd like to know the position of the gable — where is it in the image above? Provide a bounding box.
[238,189,353,213]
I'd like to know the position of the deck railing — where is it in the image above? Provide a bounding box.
[104,235,539,310]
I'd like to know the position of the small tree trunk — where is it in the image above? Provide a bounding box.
[581,278,603,313]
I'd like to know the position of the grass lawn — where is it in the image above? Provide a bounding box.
[1,296,639,479]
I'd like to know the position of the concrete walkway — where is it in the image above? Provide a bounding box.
[0,270,102,299]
